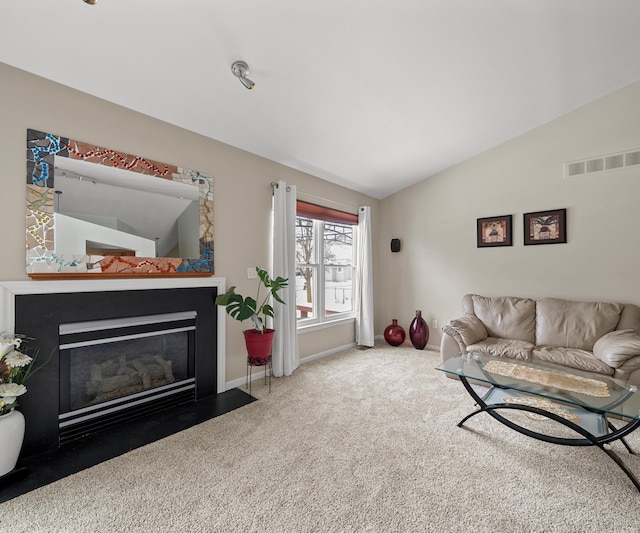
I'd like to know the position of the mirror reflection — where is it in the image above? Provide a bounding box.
[53,157,200,258]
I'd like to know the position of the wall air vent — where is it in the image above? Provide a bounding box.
[625,150,640,167]
[605,154,624,170]
[567,162,585,176]
[565,148,640,179]
[586,158,604,173]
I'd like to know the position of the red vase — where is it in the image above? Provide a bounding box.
[243,329,275,365]
[409,310,429,350]
[384,319,406,346]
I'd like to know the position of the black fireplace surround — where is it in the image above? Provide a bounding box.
[14,287,218,459]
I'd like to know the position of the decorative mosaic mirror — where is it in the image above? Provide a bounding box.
[26,129,214,275]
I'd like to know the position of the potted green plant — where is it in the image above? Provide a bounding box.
[215,267,288,364]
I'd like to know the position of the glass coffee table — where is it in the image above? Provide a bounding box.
[437,352,640,491]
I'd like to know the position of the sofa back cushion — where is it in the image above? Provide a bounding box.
[471,295,536,343]
[536,298,622,351]
[617,303,640,331]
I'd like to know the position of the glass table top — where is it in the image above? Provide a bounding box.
[438,352,640,421]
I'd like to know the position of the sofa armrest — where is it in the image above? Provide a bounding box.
[592,329,640,368]
[440,332,461,364]
[441,315,488,353]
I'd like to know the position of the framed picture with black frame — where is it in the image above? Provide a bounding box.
[523,208,567,245]
[477,214,513,248]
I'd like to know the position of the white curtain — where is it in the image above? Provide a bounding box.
[355,205,374,346]
[271,180,300,376]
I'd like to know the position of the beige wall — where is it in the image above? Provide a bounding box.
[0,63,377,383]
[377,81,640,348]
[5,61,638,378]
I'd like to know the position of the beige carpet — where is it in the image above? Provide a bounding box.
[2,342,640,533]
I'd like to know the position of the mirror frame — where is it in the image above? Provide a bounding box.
[26,129,214,276]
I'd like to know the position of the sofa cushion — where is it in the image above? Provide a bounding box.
[617,304,640,331]
[467,337,533,360]
[461,294,475,315]
[613,357,640,382]
[535,298,622,351]
[442,315,488,351]
[532,346,614,376]
[471,295,536,344]
[592,329,640,369]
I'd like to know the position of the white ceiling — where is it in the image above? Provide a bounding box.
[2,0,640,199]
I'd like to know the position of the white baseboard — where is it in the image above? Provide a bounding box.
[374,334,439,352]
[225,342,357,391]
[226,373,253,391]
[224,340,439,391]
[298,342,357,365]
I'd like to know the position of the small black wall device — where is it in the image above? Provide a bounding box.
[390,238,401,253]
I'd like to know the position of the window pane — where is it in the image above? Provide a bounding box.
[323,222,353,265]
[296,217,315,265]
[324,266,353,316]
[295,215,356,325]
[296,266,316,319]
[323,222,354,317]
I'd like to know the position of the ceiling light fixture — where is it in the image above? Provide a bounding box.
[231,61,255,90]
[83,0,97,4]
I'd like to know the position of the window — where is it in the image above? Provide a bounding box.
[295,201,357,326]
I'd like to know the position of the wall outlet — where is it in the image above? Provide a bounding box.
[430,318,438,329]
[247,267,257,279]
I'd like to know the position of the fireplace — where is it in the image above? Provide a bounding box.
[58,311,198,443]
[0,278,226,458]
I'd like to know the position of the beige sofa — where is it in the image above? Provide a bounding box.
[440,294,640,386]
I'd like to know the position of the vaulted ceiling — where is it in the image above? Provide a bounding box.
[2,1,639,199]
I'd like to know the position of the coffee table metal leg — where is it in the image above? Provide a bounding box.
[607,418,635,455]
[456,375,640,492]
[599,443,640,491]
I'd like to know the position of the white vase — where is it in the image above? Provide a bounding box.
[0,409,25,477]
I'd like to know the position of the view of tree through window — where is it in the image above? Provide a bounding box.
[295,216,355,323]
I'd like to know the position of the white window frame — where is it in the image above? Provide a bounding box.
[296,217,356,331]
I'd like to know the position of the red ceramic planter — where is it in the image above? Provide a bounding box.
[243,328,275,365]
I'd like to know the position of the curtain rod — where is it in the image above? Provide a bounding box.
[270,181,291,192]
[271,182,361,213]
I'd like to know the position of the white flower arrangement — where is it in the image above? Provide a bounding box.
[0,333,36,417]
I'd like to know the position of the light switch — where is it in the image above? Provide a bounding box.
[247,267,257,279]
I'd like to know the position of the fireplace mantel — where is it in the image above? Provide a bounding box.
[0,277,227,457]
[0,277,226,394]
